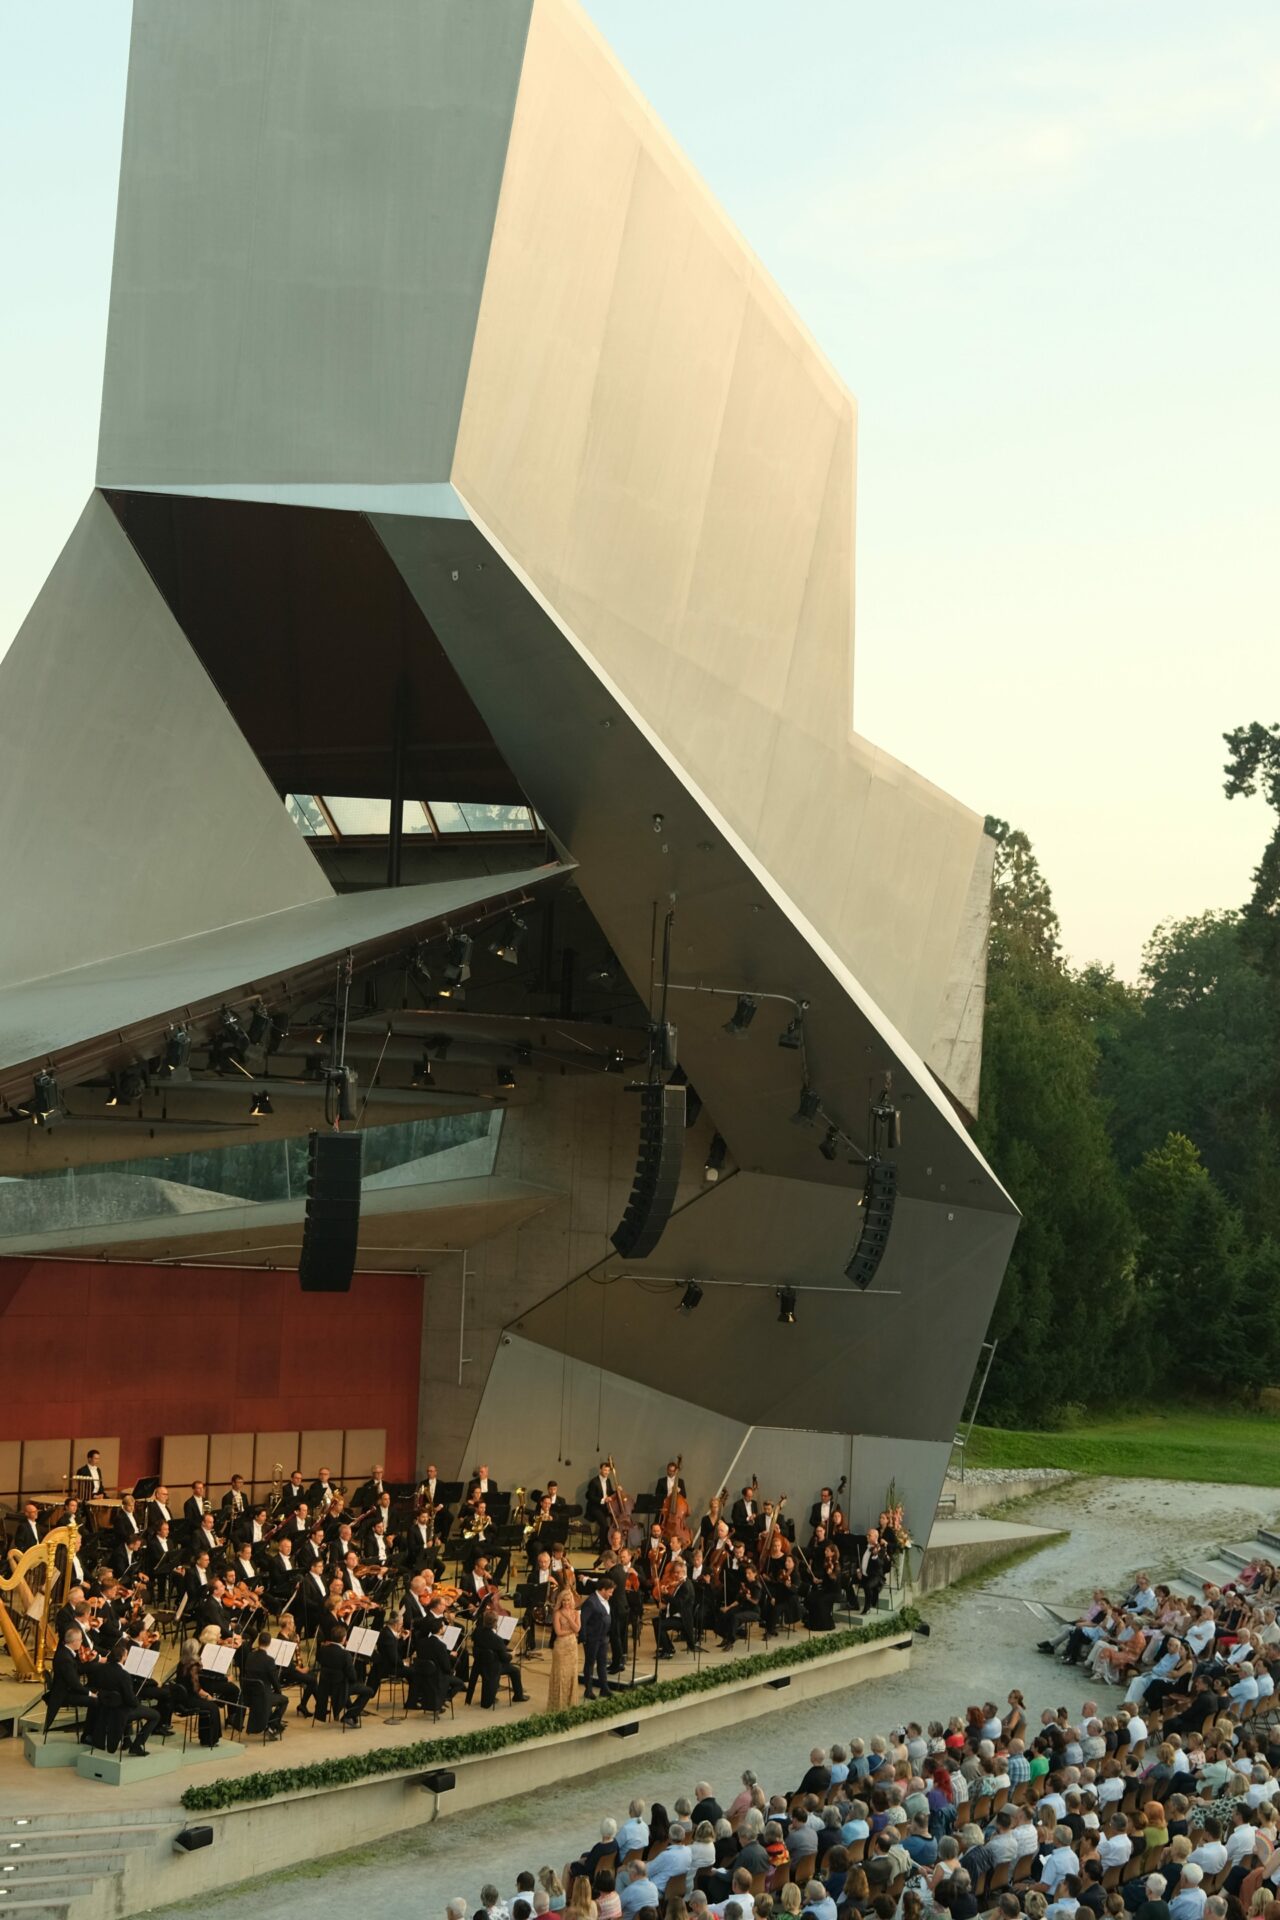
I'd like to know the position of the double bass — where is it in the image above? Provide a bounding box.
[660,1453,692,1549]
[603,1457,637,1545]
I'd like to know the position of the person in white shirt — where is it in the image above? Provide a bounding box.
[1047,1894,1080,1920]
[1038,1790,1068,1824]
[988,1811,1020,1865]
[1097,1817,1133,1871]
[1013,1812,1041,1861]
[800,1885,834,1920]
[1125,1712,1148,1747]
[1130,1576,1157,1615]
[1225,1812,1258,1867]
[1187,1611,1216,1658]
[1188,1823,1227,1877]
[1096,1773,1125,1808]
[1246,1768,1275,1809]
[1228,1665,1260,1709]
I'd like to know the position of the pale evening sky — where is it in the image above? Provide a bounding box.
[2,2,1276,980]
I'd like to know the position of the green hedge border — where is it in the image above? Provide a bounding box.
[180,1607,921,1811]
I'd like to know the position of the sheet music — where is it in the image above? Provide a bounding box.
[124,1645,159,1678]
[267,1638,296,1668]
[200,1643,235,1673]
[346,1625,379,1657]
[493,1614,517,1642]
[440,1623,462,1651]
[25,1595,45,1622]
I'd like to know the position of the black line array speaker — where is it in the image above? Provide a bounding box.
[298,1129,363,1293]
[610,1082,686,1258]
[845,1156,897,1290]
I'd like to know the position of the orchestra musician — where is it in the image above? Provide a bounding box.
[417,1462,445,1515]
[240,1629,287,1737]
[93,1639,159,1757]
[191,1507,221,1563]
[14,1502,41,1554]
[74,1449,104,1527]
[352,1464,386,1512]
[361,1490,395,1539]
[45,1625,95,1732]
[267,1540,300,1611]
[146,1484,174,1532]
[765,1551,806,1630]
[220,1474,249,1519]
[278,1470,307,1516]
[718,1560,763,1650]
[369,1607,411,1690]
[406,1612,456,1713]
[522,1549,556,1643]
[184,1550,214,1610]
[465,1462,500,1505]
[307,1467,335,1510]
[183,1481,210,1533]
[315,1619,372,1726]
[338,1549,380,1625]
[809,1485,836,1533]
[731,1485,761,1540]
[234,1505,269,1556]
[470,1599,529,1707]
[584,1461,614,1544]
[298,1520,328,1573]
[851,1527,890,1614]
[401,1509,443,1577]
[112,1492,141,1547]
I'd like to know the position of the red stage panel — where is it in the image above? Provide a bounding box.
[0,1258,423,1486]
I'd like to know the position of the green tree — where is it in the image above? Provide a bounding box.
[975,823,1134,1422]
[1223,721,1280,985]
[1128,1133,1246,1393]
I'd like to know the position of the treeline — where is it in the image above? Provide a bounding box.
[973,722,1280,1426]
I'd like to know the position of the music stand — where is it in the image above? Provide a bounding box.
[512,1581,540,1665]
[437,1481,464,1505]
[493,1523,523,1587]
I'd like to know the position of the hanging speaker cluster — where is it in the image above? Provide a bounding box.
[845,1155,897,1290]
[610,1082,686,1258]
[298,1129,363,1292]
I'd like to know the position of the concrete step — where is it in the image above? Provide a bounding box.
[0,1815,171,1839]
[0,1825,172,1856]
[0,1902,73,1918]
[1258,1528,1280,1553]
[0,1875,97,1900]
[1,1858,125,1878]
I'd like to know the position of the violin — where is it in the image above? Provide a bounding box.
[823,1543,841,1580]
[658,1559,685,1600]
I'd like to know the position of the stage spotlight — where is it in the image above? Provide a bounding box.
[778,1003,808,1050]
[29,1071,62,1129]
[776,1285,798,1325]
[488,913,526,965]
[496,1066,516,1089]
[679,1281,704,1314]
[106,1065,147,1108]
[792,1085,821,1127]
[704,1133,727,1183]
[723,994,758,1036]
[587,952,618,986]
[247,1005,272,1048]
[218,1006,250,1057]
[159,1026,190,1075]
[603,1047,627,1072]
[819,1126,839,1162]
[441,931,473,987]
[250,1090,273,1116]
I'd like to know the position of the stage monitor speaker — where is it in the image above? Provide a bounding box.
[844,1157,897,1290]
[610,1082,686,1258]
[174,1827,214,1853]
[419,1768,456,1793]
[298,1130,363,1293]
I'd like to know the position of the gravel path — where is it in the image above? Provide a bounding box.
[142,1475,1280,1918]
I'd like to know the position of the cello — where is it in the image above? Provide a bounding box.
[661,1452,692,1549]
[757,1493,788,1571]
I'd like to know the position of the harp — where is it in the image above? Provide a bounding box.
[0,1523,82,1680]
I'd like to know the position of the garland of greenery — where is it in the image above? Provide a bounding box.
[180,1606,921,1812]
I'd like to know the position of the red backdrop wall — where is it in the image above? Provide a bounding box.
[0,1257,422,1484]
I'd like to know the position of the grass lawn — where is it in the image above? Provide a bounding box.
[965,1409,1280,1487]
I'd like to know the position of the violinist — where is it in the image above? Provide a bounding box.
[618,1546,644,1655]
[338,1549,380,1625]
[172,1645,224,1747]
[654,1552,696,1656]
[523,1548,556,1642]
[718,1560,763,1650]
[852,1527,890,1615]
[369,1606,410,1689]
[401,1573,433,1637]
[231,1537,265,1599]
[458,1553,499,1616]
[46,1625,96,1733]
[111,1533,142,1584]
[240,1629,287,1738]
[406,1611,456,1713]
[806,1542,841,1631]
[700,1488,730,1547]
[197,1576,243,1642]
[766,1551,806,1630]
[468,1599,530,1707]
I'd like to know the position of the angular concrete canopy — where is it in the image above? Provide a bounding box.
[0,0,1017,1512]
